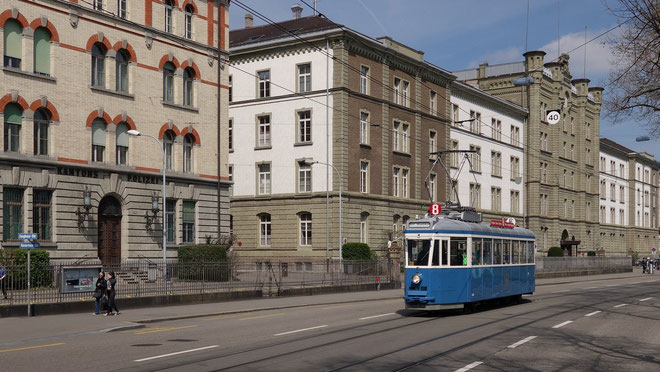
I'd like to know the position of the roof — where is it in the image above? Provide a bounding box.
[405,215,535,239]
[600,138,634,154]
[230,16,340,48]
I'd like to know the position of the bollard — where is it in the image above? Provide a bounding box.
[377,277,380,291]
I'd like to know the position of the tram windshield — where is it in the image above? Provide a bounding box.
[407,239,431,266]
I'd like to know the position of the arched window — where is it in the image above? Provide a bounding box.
[184,5,194,39]
[299,212,312,246]
[33,27,51,75]
[163,130,175,170]
[259,214,272,246]
[115,49,129,92]
[3,19,22,68]
[163,61,175,102]
[164,0,174,33]
[3,103,22,152]
[183,67,194,106]
[183,133,193,173]
[91,118,106,162]
[33,108,50,156]
[116,122,129,165]
[91,42,106,87]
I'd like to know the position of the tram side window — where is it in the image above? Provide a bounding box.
[512,241,520,264]
[521,241,528,263]
[503,240,511,264]
[527,241,535,263]
[450,238,467,266]
[408,239,431,266]
[472,238,482,265]
[483,239,492,265]
[432,240,440,266]
[493,240,502,264]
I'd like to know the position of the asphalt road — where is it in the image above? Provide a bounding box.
[2,274,659,372]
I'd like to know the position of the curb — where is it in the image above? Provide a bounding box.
[101,322,147,333]
[536,272,640,287]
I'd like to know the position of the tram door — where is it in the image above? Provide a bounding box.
[432,238,449,266]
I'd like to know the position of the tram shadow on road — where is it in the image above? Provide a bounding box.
[396,296,532,317]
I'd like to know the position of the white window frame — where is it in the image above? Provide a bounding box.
[258,70,270,98]
[257,163,271,195]
[259,214,271,246]
[360,111,369,145]
[297,63,311,92]
[360,160,369,193]
[298,161,312,193]
[360,65,369,94]
[257,114,271,147]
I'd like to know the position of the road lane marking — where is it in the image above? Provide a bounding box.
[240,313,284,321]
[135,325,198,335]
[552,321,573,329]
[0,343,65,353]
[640,297,652,302]
[605,284,619,287]
[135,345,219,362]
[455,361,483,372]
[322,304,353,310]
[584,287,598,289]
[274,325,328,336]
[613,304,628,308]
[507,336,537,348]
[552,290,570,293]
[205,314,239,321]
[359,313,396,320]
[585,311,601,317]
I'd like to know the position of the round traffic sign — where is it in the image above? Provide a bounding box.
[429,203,442,216]
[546,110,561,125]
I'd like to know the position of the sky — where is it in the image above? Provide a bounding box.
[228,0,659,158]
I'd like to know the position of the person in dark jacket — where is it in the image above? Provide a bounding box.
[93,271,106,315]
[104,271,119,316]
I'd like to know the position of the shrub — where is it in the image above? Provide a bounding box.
[177,245,229,281]
[178,244,228,263]
[342,242,371,260]
[1,249,53,289]
[587,251,596,257]
[547,247,564,257]
[631,251,639,265]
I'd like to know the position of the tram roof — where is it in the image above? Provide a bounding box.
[405,214,535,239]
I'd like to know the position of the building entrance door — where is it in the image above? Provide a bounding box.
[98,196,122,265]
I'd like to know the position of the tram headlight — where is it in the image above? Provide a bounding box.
[411,274,421,285]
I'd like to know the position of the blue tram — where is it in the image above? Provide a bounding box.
[403,210,536,310]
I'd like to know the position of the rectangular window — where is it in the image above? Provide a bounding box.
[360,65,369,94]
[540,162,548,183]
[33,189,52,241]
[260,215,271,246]
[92,145,104,162]
[619,209,625,225]
[297,63,311,92]
[228,118,233,151]
[510,190,519,214]
[430,90,437,115]
[470,183,481,209]
[510,156,520,180]
[402,168,409,198]
[164,1,173,33]
[620,164,625,178]
[491,151,501,177]
[491,187,501,211]
[586,123,591,139]
[297,110,311,143]
[34,121,48,156]
[392,120,400,151]
[452,104,459,125]
[511,125,520,146]
[360,161,368,193]
[402,80,409,107]
[429,173,436,202]
[258,70,270,98]
[611,183,616,202]
[258,163,271,195]
[470,145,481,172]
[166,199,176,243]
[228,75,233,102]
[94,0,103,10]
[393,77,401,104]
[401,123,409,153]
[360,112,369,144]
[298,162,311,193]
[118,0,127,18]
[228,165,233,196]
[429,130,437,157]
[257,115,271,147]
[182,201,195,243]
[610,208,616,224]
[450,140,459,168]
[393,167,400,197]
[492,119,502,141]
[586,201,591,221]
[2,188,22,241]
[299,213,312,246]
[450,179,458,203]
[620,186,625,203]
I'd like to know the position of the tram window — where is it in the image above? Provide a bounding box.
[450,238,467,266]
[493,240,502,264]
[442,240,448,265]
[407,239,431,266]
[503,240,511,264]
[472,238,482,265]
[512,241,520,264]
[521,241,528,263]
[431,240,440,266]
[527,241,535,263]
[483,239,492,265]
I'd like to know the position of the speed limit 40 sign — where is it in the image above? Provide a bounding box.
[429,203,442,216]
[546,110,561,125]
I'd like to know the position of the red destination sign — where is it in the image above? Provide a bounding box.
[429,203,442,216]
[490,218,515,229]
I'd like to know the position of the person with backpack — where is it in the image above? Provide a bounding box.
[93,271,106,315]
[104,271,120,316]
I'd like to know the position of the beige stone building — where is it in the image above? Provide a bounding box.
[0,0,231,263]
[228,11,453,258]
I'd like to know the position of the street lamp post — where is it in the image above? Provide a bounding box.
[305,160,342,266]
[128,130,168,295]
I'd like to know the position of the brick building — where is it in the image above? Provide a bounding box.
[0,0,231,263]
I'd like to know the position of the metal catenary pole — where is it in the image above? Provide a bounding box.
[27,248,31,316]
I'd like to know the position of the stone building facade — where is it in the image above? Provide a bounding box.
[0,0,231,263]
[228,12,453,258]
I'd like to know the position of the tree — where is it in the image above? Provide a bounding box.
[604,0,660,134]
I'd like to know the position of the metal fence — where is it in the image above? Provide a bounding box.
[0,259,393,306]
[536,256,631,273]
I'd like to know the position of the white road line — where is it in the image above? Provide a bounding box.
[613,304,628,308]
[640,297,652,302]
[552,290,570,293]
[455,361,483,372]
[605,284,619,287]
[507,336,537,349]
[274,325,328,336]
[552,321,573,329]
[135,345,219,362]
[585,287,598,289]
[359,313,396,320]
[585,311,601,317]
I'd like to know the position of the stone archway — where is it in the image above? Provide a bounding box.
[98,195,122,265]
[560,229,580,257]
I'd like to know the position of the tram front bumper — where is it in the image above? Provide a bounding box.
[404,291,435,304]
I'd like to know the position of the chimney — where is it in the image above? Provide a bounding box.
[244,13,253,28]
[291,4,303,19]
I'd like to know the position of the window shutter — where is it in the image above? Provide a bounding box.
[183,201,195,223]
[33,27,51,74]
[4,104,23,125]
[92,119,106,145]
[3,20,22,59]
[116,123,129,147]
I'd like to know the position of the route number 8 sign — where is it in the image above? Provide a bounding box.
[429,203,442,216]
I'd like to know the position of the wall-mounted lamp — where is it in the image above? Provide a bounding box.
[145,193,160,229]
[76,187,92,227]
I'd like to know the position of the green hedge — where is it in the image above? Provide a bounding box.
[1,249,53,289]
[177,245,229,281]
[587,251,596,257]
[178,244,228,263]
[342,242,372,260]
[547,247,564,257]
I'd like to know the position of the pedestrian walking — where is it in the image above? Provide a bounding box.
[104,271,120,316]
[0,263,7,299]
[642,259,647,274]
[93,271,106,315]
